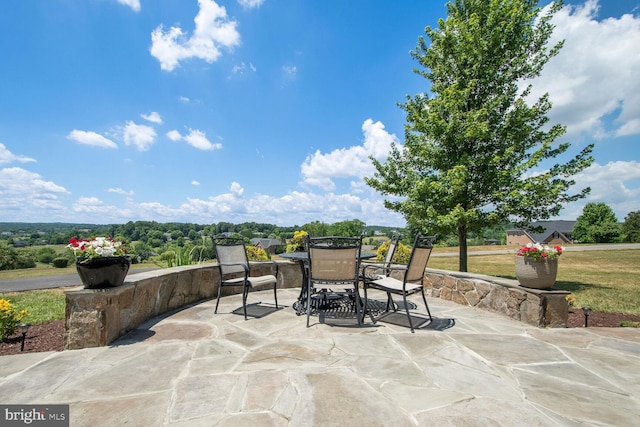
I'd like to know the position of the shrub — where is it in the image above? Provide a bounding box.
[52,257,69,268]
[36,247,57,264]
[286,230,308,252]
[246,245,269,260]
[376,240,411,264]
[0,298,29,341]
[15,249,37,269]
[0,241,18,270]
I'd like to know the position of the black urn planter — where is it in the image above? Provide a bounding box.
[76,256,131,289]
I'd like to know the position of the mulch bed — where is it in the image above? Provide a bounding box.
[0,319,65,356]
[567,309,640,328]
[2,311,640,357]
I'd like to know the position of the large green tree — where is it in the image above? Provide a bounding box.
[622,211,640,243]
[573,202,620,243]
[366,0,593,271]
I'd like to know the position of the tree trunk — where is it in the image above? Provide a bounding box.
[458,225,468,272]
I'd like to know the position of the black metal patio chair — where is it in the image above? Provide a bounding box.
[212,236,279,320]
[362,234,436,332]
[306,236,363,328]
[360,233,400,310]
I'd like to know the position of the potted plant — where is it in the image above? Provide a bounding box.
[515,242,563,289]
[67,237,131,289]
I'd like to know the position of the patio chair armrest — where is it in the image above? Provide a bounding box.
[383,264,410,272]
[361,263,383,274]
[219,262,250,273]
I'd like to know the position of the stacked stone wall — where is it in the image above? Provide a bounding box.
[64,261,301,350]
[423,269,569,328]
[64,262,569,350]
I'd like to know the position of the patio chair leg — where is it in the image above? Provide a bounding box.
[273,282,278,309]
[214,284,223,314]
[306,284,312,327]
[421,288,432,320]
[242,284,249,320]
[403,293,415,333]
[386,293,396,312]
[354,287,363,327]
[361,285,370,324]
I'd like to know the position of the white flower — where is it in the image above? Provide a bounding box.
[67,236,128,259]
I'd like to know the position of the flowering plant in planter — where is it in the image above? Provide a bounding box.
[516,242,563,260]
[67,237,129,261]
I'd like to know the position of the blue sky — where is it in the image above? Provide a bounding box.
[0,0,638,227]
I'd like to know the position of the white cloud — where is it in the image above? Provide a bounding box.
[160,188,405,227]
[230,181,244,196]
[67,130,118,149]
[184,129,222,150]
[527,1,640,139]
[71,196,129,218]
[238,0,265,9]
[301,118,399,191]
[116,0,140,12]
[0,167,67,195]
[150,0,240,71]
[166,130,182,141]
[0,143,36,164]
[0,167,69,220]
[192,180,200,186]
[166,129,222,151]
[108,187,134,196]
[179,96,190,103]
[231,61,256,75]
[141,112,163,124]
[123,121,157,151]
[563,160,640,220]
[282,65,297,79]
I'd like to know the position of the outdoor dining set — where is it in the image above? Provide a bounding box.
[212,233,437,333]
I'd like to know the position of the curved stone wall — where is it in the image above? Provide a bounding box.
[64,261,302,350]
[64,262,569,350]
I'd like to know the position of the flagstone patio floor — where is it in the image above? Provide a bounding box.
[1,288,639,426]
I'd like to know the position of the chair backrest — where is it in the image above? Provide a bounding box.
[307,236,362,283]
[212,236,249,276]
[382,233,401,269]
[404,235,436,283]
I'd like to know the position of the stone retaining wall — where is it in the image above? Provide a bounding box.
[423,268,570,327]
[64,262,569,350]
[64,261,302,350]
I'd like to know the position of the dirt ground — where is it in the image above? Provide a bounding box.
[2,311,640,356]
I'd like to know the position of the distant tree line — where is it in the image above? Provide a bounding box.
[1,205,638,271]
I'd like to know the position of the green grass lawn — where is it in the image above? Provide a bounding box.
[1,288,68,325]
[1,249,638,326]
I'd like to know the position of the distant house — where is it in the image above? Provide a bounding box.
[249,238,283,254]
[506,220,576,246]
